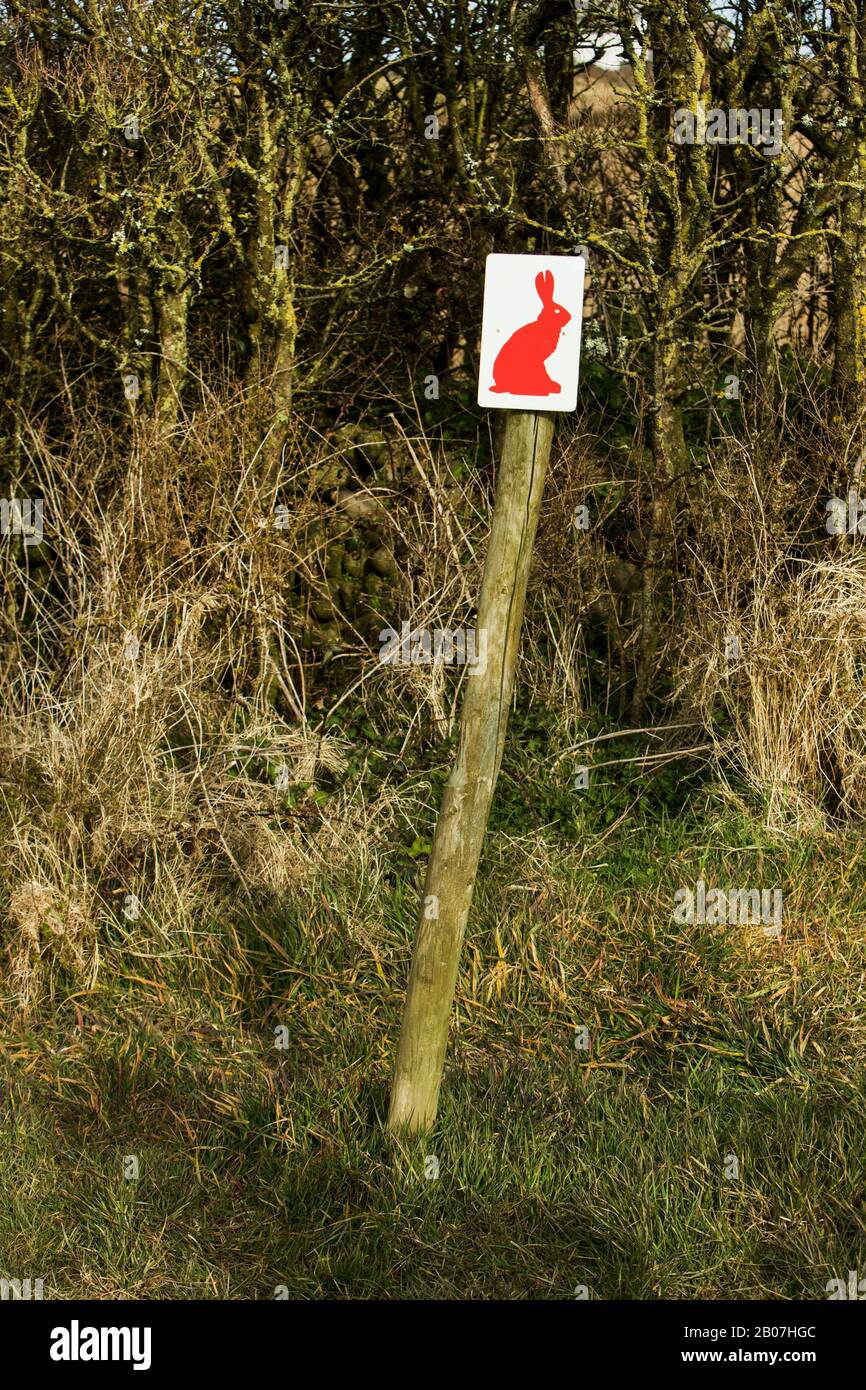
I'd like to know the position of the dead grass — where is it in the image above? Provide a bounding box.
[680,441,866,831]
[1,400,866,1297]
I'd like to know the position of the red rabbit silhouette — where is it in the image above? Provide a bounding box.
[490,269,572,395]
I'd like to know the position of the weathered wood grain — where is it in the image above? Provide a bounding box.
[387,410,555,1133]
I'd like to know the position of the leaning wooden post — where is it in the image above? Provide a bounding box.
[387,410,554,1132]
[388,254,585,1133]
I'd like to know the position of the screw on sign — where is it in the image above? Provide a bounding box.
[388,253,586,1134]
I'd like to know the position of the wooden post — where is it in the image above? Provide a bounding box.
[387,410,555,1133]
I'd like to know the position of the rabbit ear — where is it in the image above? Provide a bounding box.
[535,270,553,304]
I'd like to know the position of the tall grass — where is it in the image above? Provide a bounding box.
[1,390,866,1296]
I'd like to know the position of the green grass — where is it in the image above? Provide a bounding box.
[2,758,866,1299]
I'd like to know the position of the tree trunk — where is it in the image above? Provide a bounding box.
[630,320,683,722]
[154,275,190,434]
[832,138,866,429]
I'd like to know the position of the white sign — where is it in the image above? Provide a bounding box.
[478,253,585,412]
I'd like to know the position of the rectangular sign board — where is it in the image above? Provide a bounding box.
[477,253,585,412]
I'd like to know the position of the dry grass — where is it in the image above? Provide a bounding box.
[680,443,866,831]
[2,396,866,1298]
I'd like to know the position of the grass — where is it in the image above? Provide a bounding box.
[2,753,866,1300]
[2,407,865,1299]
